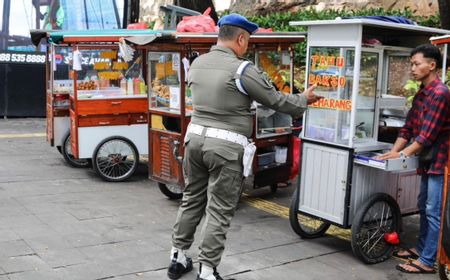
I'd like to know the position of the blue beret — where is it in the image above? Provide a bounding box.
[218,14,259,34]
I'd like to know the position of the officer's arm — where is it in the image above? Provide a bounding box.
[240,64,308,118]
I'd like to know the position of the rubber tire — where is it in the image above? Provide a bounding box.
[351,193,401,264]
[289,189,330,239]
[61,133,91,168]
[158,183,183,200]
[439,264,450,280]
[56,146,62,155]
[92,136,139,182]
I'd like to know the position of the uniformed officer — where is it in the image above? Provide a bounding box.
[167,14,323,280]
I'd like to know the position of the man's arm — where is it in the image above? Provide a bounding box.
[240,64,322,118]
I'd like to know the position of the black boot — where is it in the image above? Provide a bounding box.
[167,251,193,280]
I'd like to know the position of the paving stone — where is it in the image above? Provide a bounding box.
[7,268,62,280]
[0,240,34,258]
[0,229,20,242]
[0,255,50,274]
[36,248,89,268]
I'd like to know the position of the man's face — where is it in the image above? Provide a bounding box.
[410,53,435,82]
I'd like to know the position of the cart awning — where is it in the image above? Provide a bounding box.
[36,29,175,45]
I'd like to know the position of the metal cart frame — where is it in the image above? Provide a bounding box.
[288,19,450,264]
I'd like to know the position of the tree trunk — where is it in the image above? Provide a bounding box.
[438,0,450,29]
[174,0,218,23]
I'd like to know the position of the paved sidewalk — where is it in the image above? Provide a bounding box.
[0,118,435,280]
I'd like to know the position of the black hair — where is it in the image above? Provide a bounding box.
[410,44,443,69]
[218,25,244,41]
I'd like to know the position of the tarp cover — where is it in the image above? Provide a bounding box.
[345,16,416,25]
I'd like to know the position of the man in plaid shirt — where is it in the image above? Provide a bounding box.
[378,44,450,274]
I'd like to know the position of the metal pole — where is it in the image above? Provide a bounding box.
[1,0,11,50]
[112,0,120,28]
[83,0,89,29]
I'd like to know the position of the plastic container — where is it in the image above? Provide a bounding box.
[120,78,127,94]
[127,78,133,95]
[257,152,275,166]
[133,78,140,94]
[274,146,288,163]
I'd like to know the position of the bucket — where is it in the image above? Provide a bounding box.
[274,146,288,163]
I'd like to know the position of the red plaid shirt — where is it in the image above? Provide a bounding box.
[398,78,450,174]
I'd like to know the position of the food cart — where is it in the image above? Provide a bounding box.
[288,19,450,263]
[430,34,450,280]
[45,43,90,168]
[45,30,156,182]
[136,32,305,199]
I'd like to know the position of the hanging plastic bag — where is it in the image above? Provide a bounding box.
[72,49,82,71]
[118,38,135,62]
[289,136,301,181]
[176,7,217,33]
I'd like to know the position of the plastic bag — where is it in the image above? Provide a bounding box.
[176,7,217,33]
[289,136,301,180]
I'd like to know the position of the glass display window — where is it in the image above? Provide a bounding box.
[385,54,414,108]
[304,47,379,145]
[354,51,379,140]
[148,52,182,113]
[255,50,293,138]
[74,48,145,99]
[50,46,72,108]
[304,47,354,145]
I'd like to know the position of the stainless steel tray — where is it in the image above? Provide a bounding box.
[354,152,418,171]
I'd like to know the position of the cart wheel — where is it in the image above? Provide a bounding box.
[351,193,401,264]
[289,190,330,238]
[439,264,450,280]
[158,183,183,200]
[92,136,138,182]
[270,184,278,193]
[61,133,91,168]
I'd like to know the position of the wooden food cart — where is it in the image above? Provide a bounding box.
[134,32,305,199]
[430,34,450,280]
[46,30,155,182]
[288,19,450,264]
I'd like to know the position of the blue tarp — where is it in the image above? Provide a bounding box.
[345,16,416,25]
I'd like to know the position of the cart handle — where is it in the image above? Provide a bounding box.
[173,140,183,163]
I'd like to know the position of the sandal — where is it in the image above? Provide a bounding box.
[392,248,419,260]
[396,262,436,274]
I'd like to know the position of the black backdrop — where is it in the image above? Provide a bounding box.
[0,63,46,117]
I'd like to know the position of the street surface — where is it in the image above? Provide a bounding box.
[0,118,435,280]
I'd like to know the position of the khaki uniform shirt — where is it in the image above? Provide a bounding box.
[188,45,308,138]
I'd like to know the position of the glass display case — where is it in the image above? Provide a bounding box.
[148,52,184,113]
[75,49,146,100]
[255,50,293,138]
[50,46,73,108]
[303,46,380,146]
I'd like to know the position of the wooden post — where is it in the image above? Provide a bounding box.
[438,136,450,265]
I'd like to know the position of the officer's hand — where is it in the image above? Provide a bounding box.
[303,85,324,105]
